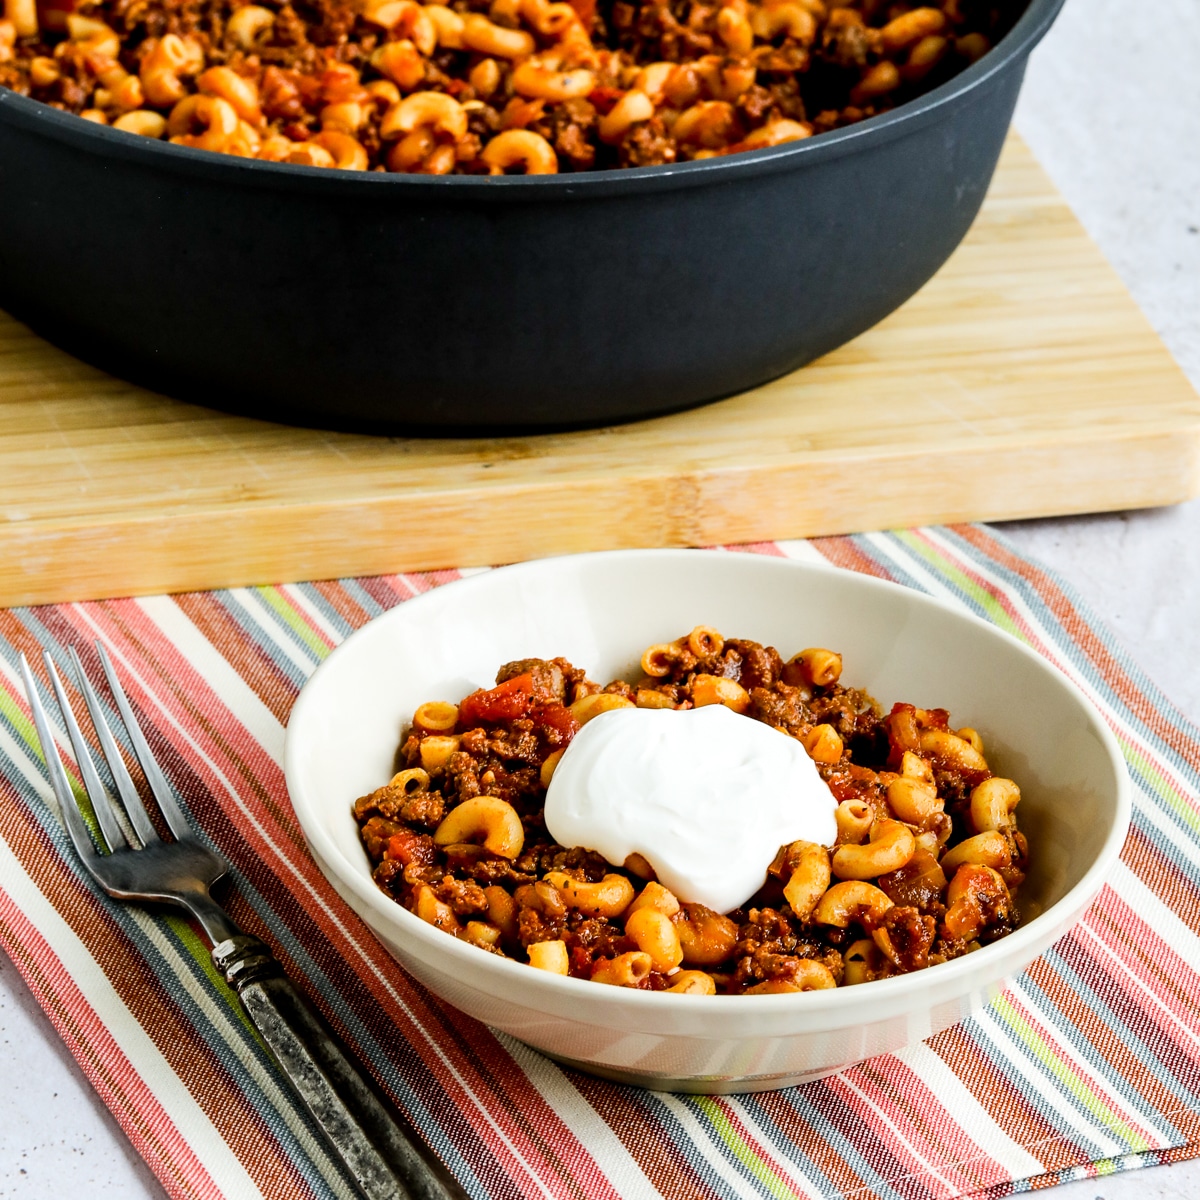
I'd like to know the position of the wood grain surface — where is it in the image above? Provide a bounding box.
[2,133,1197,607]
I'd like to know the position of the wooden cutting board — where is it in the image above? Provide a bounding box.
[2,133,1198,607]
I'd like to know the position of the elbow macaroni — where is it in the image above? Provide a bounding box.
[354,627,1028,993]
[4,0,1012,172]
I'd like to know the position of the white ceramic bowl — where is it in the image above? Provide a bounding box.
[284,550,1131,1094]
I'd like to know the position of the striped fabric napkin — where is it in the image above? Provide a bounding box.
[1,526,1198,1200]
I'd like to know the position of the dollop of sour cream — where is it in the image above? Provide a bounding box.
[543,704,836,913]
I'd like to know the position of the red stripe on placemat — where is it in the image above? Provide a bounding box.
[173,592,300,724]
[0,893,224,1200]
[821,1073,951,1197]
[811,537,896,581]
[711,1097,812,1194]
[0,770,319,1200]
[927,1024,1081,1173]
[1123,825,1200,926]
[757,1088,879,1199]
[271,586,340,649]
[355,576,411,609]
[1040,932,1200,1143]
[722,542,789,558]
[850,1056,1012,1195]
[573,1075,726,1200]
[904,529,1055,658]
[310,579,374,630]
[1002,988,1165,1149]
[1078,899,1200,1066]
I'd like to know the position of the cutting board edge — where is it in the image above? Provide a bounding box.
[3,422,1196,607]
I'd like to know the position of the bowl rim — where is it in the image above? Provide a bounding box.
[284,547,1132,1020]
[0,0,1064,202]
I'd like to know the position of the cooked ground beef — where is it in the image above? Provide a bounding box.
[0,0,1022,173]
[352,627,1025,993]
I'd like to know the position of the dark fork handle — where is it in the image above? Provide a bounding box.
[213,936,467,1200]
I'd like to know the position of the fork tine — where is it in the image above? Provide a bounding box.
[93,642,194,842]
[42,652,131,854]
[18,653,104,873]
[67,646,157,848]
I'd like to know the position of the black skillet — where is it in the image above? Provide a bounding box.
[0,0,1065,433]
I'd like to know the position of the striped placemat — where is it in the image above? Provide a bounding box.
[1,526,1198,1200]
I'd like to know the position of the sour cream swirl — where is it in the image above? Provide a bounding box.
[543,704,836,913]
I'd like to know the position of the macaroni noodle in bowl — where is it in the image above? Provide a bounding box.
[0,0,1026,173]
[352,627,1031,996]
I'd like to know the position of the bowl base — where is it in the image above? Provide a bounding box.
[538,1047,846,1094]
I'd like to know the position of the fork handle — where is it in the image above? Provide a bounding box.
[213,935,467,1200]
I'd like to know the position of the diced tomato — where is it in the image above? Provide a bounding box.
[36,0,75,31]
[532,702,579,746]
[824,770,859,802]
[821,761,879,802]
[458,672,535,726]
[384,830,435,866]
[883,702,920,767]
[587,87,623,115]
[500,97,545,130]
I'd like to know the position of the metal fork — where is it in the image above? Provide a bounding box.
[19,643,466,1200]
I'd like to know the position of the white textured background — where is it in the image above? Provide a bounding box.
[2,0,1199,1195]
